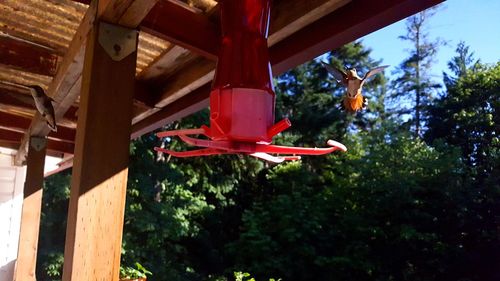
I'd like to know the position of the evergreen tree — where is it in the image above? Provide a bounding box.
[443,41,480,86]
[390,9,443,137]
[426,60,500,185]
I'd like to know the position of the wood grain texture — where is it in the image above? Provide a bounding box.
[137,45,195,82]
[13,137,46,281]
[0,34,59,76]
[140,0,220,60]
[14,0,159,165]
[13,0,97,165]
[0,129,74,155]
[132,82,210,138]
[0,112,76,143]
[61,21,137,281]
[270,0,444,74]
[268,0,350,46]
[0,88,79,124]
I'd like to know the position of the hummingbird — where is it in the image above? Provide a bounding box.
[322,63,388,113]
[28,85,57,132]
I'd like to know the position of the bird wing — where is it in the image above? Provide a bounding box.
[361,65,388,86]
[322,62,348,86]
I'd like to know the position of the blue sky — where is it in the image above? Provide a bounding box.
[359,0,500,80]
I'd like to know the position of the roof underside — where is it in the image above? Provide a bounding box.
[0,0,443,171]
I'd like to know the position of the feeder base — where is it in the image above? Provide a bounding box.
[155,124,347,163]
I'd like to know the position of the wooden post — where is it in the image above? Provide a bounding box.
[61,21,138,281]
[14,137,47,281]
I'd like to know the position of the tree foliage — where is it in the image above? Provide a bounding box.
[390,9,443,137]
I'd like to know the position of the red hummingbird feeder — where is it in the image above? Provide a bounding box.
[155,0,346,163]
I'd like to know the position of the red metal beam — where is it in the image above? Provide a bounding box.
[0,112,76,143]
[0,34,59,77]
[270,0,444,74]
[140,0,220,60]
[0,128,74,155]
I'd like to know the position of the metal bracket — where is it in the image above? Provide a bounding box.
[30,137,47,152]
[98,22,138,61]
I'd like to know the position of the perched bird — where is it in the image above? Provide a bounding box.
[28,85,57,132]
[322,63,388,113]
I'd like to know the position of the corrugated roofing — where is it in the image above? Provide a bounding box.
[0,0,171,76]
[0,0,175,130]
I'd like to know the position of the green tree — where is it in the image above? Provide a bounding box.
[36,171,71,280]
[122,115,265,280]
[427,59,499,183]
[229,123,495,281]
[443,41,480,86]
[390,9,443,137]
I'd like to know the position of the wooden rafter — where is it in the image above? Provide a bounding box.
[44,155,74,177]
[0,87,78,122]
[268,0,351,46]
[0,112,76,143]
[140,0,220,60]
[0,129,74,155]
[14,0,160,165]
[132,83,211,138]
[270,0,444,74]
[0,34,59,77]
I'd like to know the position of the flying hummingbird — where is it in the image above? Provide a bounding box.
[28,85,57,132]
[322,63,388,113]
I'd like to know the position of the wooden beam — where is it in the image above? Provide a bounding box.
[137,45,197,83]
[270,0,444,74]
[153,58,215,108]
[0,129,74,155]
[14,0,159,166]
[44,155,74,178]
[61,21,138,281]
[133,0,351,121]
[140,0,220,60]
[132,82,210,138]
[13,1,97,165]
[268,0,350,46]
[0,34,59,77]
[100,0,160,28]
[0,112,76,143]
[0,83,145,126]
[0,87,78,122]
[13,137,46,281]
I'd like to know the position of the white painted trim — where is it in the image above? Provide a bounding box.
[0,154,26,281]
